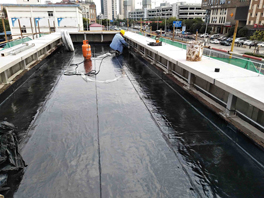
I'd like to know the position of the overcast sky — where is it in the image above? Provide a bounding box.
[1,0,202,15]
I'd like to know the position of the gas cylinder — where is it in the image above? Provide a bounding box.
[82,40,92,60]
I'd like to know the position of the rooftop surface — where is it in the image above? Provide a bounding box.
[0,43,263,197]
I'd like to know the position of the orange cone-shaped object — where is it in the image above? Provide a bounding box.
[82,40,92,60]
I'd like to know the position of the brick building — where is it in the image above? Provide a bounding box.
[201,0,250,34]
[246,0,264,30]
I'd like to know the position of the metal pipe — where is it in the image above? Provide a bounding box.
[30,18,34,39]
[2,18,7,42]
[10,43,35,55]
[38,20,40,37]
[18,19,23,43]
[258,64,263,76]
[48,19,51,34]
[53,21,56,32]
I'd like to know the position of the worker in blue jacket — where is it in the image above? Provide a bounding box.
[110,29,129,54]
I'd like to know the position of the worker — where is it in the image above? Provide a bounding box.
[110,29,129,55]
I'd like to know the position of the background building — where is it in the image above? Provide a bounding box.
[176,3,205,21]
[4,4,83,38]
[16,0,41,4]
[102,0,117,20]
[142,0,151,9]
[246,0,264,30]
[128,2,205,21]
[124,0,132,18]
[119,0,124,19]
[201,0,250,34]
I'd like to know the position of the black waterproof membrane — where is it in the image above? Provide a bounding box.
[0,121,26,197]
[0,44,263,198]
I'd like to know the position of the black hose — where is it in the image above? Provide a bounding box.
[64,53,111,76]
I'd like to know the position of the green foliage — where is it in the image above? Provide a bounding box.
[182,18,203,33]
[0,19,10,33]
[199,25,212,33]
[227,26,243,37]
[237,26,248,37]
[83,18,90,30]
[250,30,264,41]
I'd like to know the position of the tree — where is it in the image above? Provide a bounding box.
[83,18,89,30]
[0,19,10,33]
[228,26,243,37]
[250,30,264,41]
[200,25,211,34]
[237,26,248,37]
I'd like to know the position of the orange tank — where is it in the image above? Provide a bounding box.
[82,40,92,60]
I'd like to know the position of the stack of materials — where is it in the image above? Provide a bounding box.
[186,41,204,61]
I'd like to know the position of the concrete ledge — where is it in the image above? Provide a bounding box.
[0,32,61,85]
[125,31,264,145]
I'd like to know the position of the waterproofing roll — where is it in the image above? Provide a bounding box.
[61,31,74,52]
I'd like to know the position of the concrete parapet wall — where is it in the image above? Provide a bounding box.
[69,31,118,43]
[0,33,62,94]
[125,31,264,148]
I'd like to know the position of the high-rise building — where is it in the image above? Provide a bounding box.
[143,0,151,9]
[124,0,131,18]
[119,0,124,15]
[103,0,117,20]
[131,0,135,11]
[101,0,104,14]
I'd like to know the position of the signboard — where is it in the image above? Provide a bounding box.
[182,26,186,34]
[254,24,264,28]
[173,21,182,28]
[110,20,113,22]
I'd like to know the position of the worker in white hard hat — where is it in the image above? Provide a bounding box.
[110,29,129,55]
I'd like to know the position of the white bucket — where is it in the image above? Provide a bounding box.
[186,41,204,61]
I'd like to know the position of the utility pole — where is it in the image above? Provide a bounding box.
[140,18,142,32]
[165,16,166,33]
[230,20,239,58]
[86,12,89,31]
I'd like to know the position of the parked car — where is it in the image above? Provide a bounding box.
[183,32,192,35]
[185,35,195,40]
[218,36,227,41]
[210,34,220,39]
[220,41,231,46]
[244,40,257,46]
[210,39,220,44]
[226,37,233,42]
[257,42,264,47]
[200,33,209,38]
[235,37,246,43]
[238,38,247,45]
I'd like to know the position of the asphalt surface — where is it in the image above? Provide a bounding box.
[0,44,263,198]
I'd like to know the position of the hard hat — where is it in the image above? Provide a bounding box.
[120,29,125,35]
